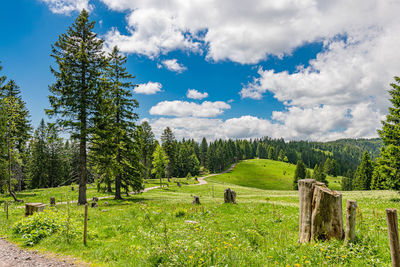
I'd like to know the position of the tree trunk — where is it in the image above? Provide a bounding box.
[298,179,316,243]
[78,119,87,205]
[192,196,200,205]
[311,183,343,241]
[344,200,357,245]
[107,181,112,193]
[7,131,21,202]
[115,173,122,199]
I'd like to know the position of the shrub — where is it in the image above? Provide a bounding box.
[13,209,78,246]
[174,208,187,217]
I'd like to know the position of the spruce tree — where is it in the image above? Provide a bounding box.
[47,10,106,204]
[200,137,208,167]
[352,151,373,190]
[135,121,156,179]
[161,127,177,177]
[374,77,400,189]
[293,160,306,190]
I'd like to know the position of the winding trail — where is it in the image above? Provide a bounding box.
[0,163,238,266]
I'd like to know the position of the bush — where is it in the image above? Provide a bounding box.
[13,209,78,246]
[174,208,187,217]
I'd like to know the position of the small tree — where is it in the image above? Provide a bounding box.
[312,164,328,186]
[352,151,373,190]
[293,160,306,190]
[152,144,169,188]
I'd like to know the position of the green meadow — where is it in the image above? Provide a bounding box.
[0,159,398,266]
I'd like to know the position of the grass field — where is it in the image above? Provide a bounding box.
[0,160,398,266]
[209,159,342,191]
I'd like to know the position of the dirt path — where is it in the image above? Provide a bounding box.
[0,238,81,267]
[1,163,238,266]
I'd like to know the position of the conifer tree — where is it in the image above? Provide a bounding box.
[47,10,106,204]
[293,160,306,190]
[161,127,177,177]
[200,137,208,167]
[135,121,156,179]
[374,76,400,189]
[352,151,373,190]
[312,163,328,186]
[0,80,31,201]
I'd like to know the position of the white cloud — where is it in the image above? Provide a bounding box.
[158,59,187,73]
[40,0,92,15]
[99,0,400,64]
[149,100,230,117]
[134,82,162,95]
[186,89,208,100]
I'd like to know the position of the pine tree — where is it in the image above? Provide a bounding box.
[312,164,328,186]
[293,160,306,190]
[352,151,373,190]
[28,119,49,188]
[200,137,208,166]
[47,10,106,204]
[135,121,156,179]
[374,77,400,189]
[161,127,177,177]
[0,80,31,201]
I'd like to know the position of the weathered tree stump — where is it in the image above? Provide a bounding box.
[344,200,357,245]
[311,183,343,241]
[386,208,400,267]
[71,186,74,191]
[50,197,56,206]
[192,196,201,205]
[299,179,316,243]
[91,197,98,208]
[25,203,46,217]
[224,188,236,204]
[177,182,181,187]
[298,179,343,243]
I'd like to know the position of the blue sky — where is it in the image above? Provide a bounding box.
[0,0,398,141]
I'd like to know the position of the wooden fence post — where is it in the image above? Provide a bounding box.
[344,200,357,245]
[84,203,88,245]
[386,208,400,267]
[5,201,8,220]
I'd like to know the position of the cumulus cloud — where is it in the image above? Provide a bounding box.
[149,101,230,117]
[134,82,162,95]
[40,0,92,15]
[98,0,400,64]
[158,59,187,73]
[186,89,208,100]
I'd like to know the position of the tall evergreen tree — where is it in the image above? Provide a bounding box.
[97,46,140,199]
[47,10,106,204]
[161,127,177,177]
[352,151,373,190]
[135,121,156,179]
[293,160,306,190]
[312,163,328,186]
[0,80,31,201]
[200,137,208,167]
[374,76,400,190]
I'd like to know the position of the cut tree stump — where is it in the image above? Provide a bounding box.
[344,200,357,245]
[224,188,236,204]
[25,203,46,217]
[192,196,201,205]
[91,197,98,208]
[311,183,343,241]
[299,179,316,243]
[50,197,56,206]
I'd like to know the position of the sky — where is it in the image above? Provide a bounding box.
[0,0,399,142]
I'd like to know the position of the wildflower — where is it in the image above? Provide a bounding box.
[269,256,273,259]
[303,256,306,259]
[342,255,347,258]
[305,261,310,264]
[326,256,331,259]
[189,255,193,259]
[200,258,204,262]
[295,264,300,267]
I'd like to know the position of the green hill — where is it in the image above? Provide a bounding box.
[208,159,341,190]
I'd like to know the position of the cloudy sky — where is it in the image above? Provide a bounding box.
[1,0,399,141]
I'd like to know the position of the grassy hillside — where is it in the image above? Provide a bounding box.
[208,159,341,191]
